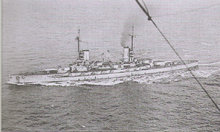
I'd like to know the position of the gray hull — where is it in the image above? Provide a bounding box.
[7,62,198,85]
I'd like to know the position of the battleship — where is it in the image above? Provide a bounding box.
[7,26,198,86]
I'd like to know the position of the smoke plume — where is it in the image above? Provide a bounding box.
[120,15,141,48]
[121,21,132,47]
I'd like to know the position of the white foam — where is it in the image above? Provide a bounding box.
[191,69,219,78]
[33,78,123,86]
[199,61,220,66]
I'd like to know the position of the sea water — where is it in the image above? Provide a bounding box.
[2,0,220,131]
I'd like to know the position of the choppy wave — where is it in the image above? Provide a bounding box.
[204,82,220,87]
[186,68,220,78]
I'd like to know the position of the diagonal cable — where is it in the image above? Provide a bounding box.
[135,0,220,112]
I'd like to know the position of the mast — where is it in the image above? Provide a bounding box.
[129,25,135,62]
[130,25,134,51]
[129,25,135,51]
[77,29,80,53]
[75,29,81,59]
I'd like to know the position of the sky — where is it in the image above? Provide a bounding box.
[2,0,220,64]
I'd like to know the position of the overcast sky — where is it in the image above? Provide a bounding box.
[3,0,220,62]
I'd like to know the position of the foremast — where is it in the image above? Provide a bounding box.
[75,29,90,62]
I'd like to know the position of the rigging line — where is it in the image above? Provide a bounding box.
[107,50,123,62]
[141,0,149,12]
[153,3,220,18]
[135,0,220,112]
[89,53,104,62]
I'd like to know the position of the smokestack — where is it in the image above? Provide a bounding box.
[83,50,90,61]
[123,47,130,62]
